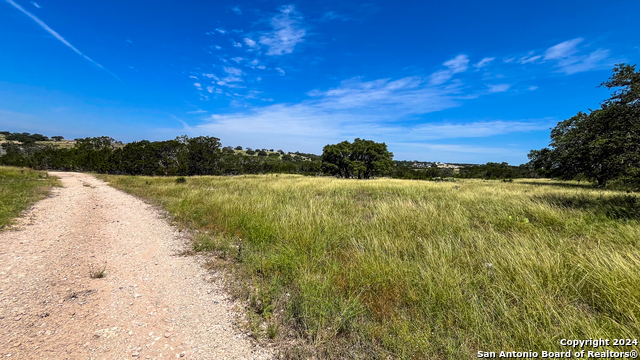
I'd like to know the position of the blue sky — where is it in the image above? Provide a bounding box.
[1,0,639,164]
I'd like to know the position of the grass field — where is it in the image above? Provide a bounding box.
[98,174,640,359]
[0,166,60,229]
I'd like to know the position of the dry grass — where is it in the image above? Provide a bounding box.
[97,174,640,359]
[0,166,61,229]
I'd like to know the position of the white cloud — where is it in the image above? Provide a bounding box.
[231,57,244,63]
[429,55,469,85]
[428,70,452,85]
[540,38,611,74]
[215,28,226,34]
[244,38,259,49]
[187,109,208,114]
[189,75,199,79]
[544,38,583,60]
[193,83,202,90]
[206,86,214,93]
[486,83,511,93]
[30,1,40,8]
[410,121,548,139]
[259,5,306,56]
[232,40,242,48]
[162,73,552,162]
[220,67,244,83]
[181,101,548,162]
[232,6,241,15]
[444,54,469,73]
[518,55,541,64]
[202,73,219,80]
[557,49,611,74]
[474,57,494,68]
[309,76,458,114]
[214,45,222,50]
[245,59,262,69]
[5,0,120,81]
[528,86,538,91]
[224,67,243,77]
[257,65,266,70]
[276,67,285,76]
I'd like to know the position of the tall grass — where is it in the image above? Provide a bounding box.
[98,174,640,359]
[0,166,60,229]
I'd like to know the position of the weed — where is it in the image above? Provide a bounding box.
[89,262,107,278]
[267,321,279,339]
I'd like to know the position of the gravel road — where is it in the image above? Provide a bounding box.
[0,172,273,359]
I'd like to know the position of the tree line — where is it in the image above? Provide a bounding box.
[2,64,637,186]
[0,136,321,176]
[1,132,538,180]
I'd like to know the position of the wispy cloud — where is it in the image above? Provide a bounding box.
[474,57,494,68]
[219,67,244,84]
[444,54,469,73]
[5,0,120,81]
[215,28,226,34]
[231,6,241,15]
[275,67,285,76]
[558,49,611,74]
[244,38,259,49]
[259,5,306,56]
[518,54,541,64]
[486,83,511,93]
[29,1,39,8]
[429,54,469,85]
[543,38,612,74]
[180,97,548,162]
[187,109,208,114]
[544,38,583,60]
[174,67,549,161]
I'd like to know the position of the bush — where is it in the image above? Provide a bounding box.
[175,176,187,184]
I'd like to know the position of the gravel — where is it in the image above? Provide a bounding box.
[0,172,273,359]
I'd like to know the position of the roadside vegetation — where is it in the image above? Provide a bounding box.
[0,166,60,229]
[97,174,640,359]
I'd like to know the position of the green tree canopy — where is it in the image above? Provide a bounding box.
[321,138,394,179]
[528,64,640,187]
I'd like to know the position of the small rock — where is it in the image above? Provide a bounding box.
[131,351,140,357]
[164,332,172,338]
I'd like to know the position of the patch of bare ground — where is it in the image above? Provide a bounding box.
[0,172,273,359]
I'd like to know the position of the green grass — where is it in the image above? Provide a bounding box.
[97,174,640,359]
[0,166,60,229]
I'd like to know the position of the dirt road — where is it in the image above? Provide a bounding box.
[0,172,272,359]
